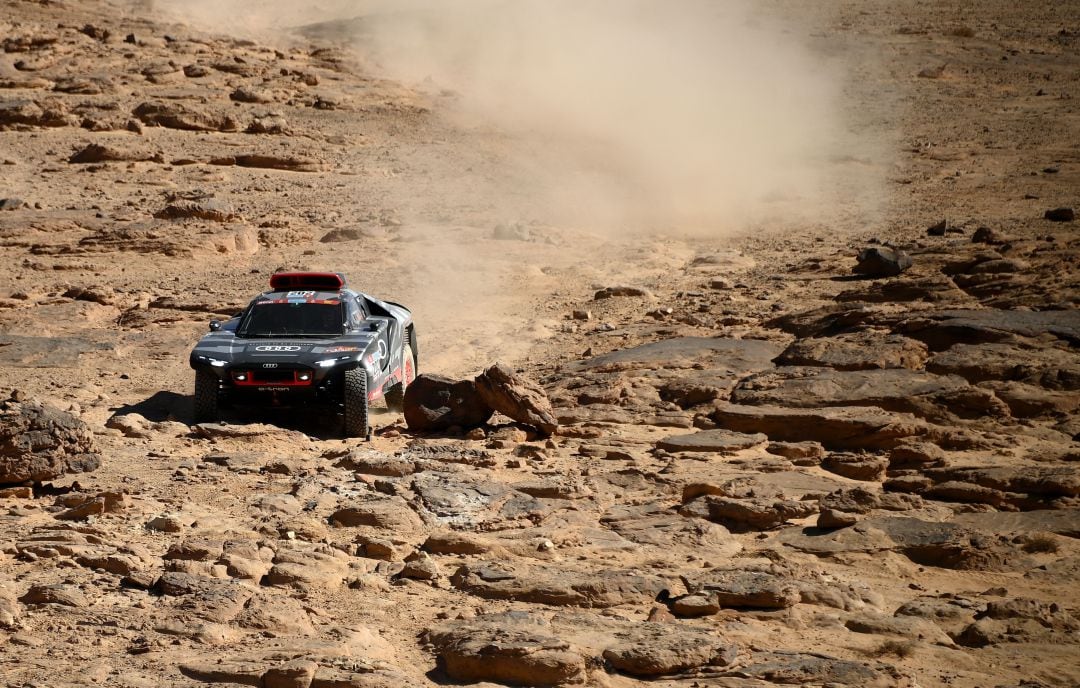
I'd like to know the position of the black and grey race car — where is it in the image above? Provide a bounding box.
[188,272,417,438]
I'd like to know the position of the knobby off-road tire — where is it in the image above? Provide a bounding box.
[384,344,415,413]
[193,370,219,424]
[344,367,371,439]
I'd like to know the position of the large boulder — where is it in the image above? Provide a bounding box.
[403,374,493,432]
[474,363,558,434]
[853,246,912,277]
[0,394,100,484]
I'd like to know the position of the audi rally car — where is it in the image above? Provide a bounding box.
[188,272,417,439]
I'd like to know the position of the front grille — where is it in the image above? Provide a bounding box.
[231,368,313,386]
[253,369,296,383]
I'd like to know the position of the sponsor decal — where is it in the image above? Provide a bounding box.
[262,363,278,368]
[366,340,389,367]
[255,345,302,352]
[323,345,361,353]
[286,291,316,298]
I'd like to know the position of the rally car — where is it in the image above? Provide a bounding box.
[188,272,417,439]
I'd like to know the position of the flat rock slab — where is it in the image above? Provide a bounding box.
[768,306,1080,350]
[683,494,818,532]
[425,614,586,686]
[836,275,970,304]
[179,655,410,688]
[711,403,931,450]
[774,332,928,371]
[602,622,738,676]
[922,465,1080,498]
[720,651,914,687]
[681,569,800,609]
[600,501,742,554]
[329,495,424,533]
[927,342,1080,389]
[778,516,1031,571]
[410,472,513,527]
[19,584,89,608]
[570,337,783,373]
[731,367,1002,422]
[450,562,669,608]
[954,509,1080,537]
[0,335,110,368]
[902,309,1080,349]
[152,572,253,623]
[656,430,767,453]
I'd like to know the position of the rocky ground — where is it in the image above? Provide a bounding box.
[0,0,1078,686]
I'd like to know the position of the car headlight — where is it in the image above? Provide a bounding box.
[316,354,355,368]
[197,355,228,368]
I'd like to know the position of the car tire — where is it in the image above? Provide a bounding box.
[193,369,219,424]
[384,344,415,412]
[344,367,370,439]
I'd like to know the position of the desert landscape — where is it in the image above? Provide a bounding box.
[0,0,1078,686]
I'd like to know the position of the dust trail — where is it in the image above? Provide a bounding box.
[147,0,887,236]
[346,0,877,234]
[143,0,889,374]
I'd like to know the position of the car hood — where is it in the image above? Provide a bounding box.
[191,333,377,364]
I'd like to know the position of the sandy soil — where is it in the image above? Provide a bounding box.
[0,0,1078,686]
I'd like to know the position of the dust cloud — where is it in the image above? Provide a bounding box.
[355,0,879,233]
[145,0,887,374]
[148,0,885,236]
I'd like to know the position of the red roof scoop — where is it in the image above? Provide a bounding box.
[269,272,347,290]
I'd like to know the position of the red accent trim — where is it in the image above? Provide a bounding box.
[231,370,314,387]
[256,298,340,305]
[269,272,346,290]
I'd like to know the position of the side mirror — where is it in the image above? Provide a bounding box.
[209,320,221,331]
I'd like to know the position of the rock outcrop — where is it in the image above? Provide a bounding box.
[0,394,100,484]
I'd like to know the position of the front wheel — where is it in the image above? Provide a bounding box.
[384,345,415,413]
[193,369,219,424]
[343,368,371,439]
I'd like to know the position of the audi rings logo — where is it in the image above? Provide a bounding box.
[255,345,301,352]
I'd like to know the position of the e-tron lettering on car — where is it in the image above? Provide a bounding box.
[189,271,418,442]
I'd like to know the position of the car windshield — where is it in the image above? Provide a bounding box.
[238,301,345,337]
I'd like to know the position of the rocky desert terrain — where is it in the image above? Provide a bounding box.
[0,0,1078,686]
